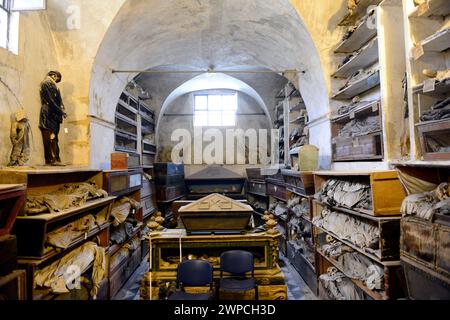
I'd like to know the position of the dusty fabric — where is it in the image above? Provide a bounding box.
[34,242,106,297]
[272,202,288,220]
[110,222,135,245]
[337,116,380,138]
[420,98,450,122]
[110,197,137,227]
[313,209,380,249]
[315,179,372,210]
[247,194,266,211]
[319,267,364,300]
[401,183,450,220]
[323,242,384,290]
[336,97,368,116]
[397,170,437,195]
[291,198,310,218]
[426,136,450,153]
[339,66,379,92]
[46,215,97,249]
[25,182,108,215]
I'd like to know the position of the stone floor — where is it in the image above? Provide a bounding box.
[113,254,318,300]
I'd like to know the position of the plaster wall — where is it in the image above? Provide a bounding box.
[0,11,60,166]
[158,90,272,165]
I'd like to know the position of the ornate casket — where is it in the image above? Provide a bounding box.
[178,194,253,235]
[185,166,246,196]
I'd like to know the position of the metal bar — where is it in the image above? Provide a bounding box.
[111,69,304,75]
[163,113,267,117]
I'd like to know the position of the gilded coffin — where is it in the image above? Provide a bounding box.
[178,193,252,234]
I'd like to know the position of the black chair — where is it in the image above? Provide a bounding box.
[168,260,214,300]
[219,250,258,300]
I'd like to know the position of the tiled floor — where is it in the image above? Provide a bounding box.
[114,255,318,300]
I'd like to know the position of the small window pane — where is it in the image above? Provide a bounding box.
[195,95,207,110]
[223,94,238,111]
[194,111,207,127]
[0,8,8,49]
[222,112,236,126]
[11,0,46,11]
[208,111,222,126]
[208,95,223,111]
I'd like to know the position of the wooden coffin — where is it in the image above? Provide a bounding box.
[141,196,156,219]
[266,181,287,202]
[246,168,265,181]
[0,270,27,300]
[416,119,450,161]
[154,163,185,176]
[247,180,267,196]
[179,194,253,234]
[111,152,140,170]
[156,185,186,202]
[109,245,142,299]
[402,255,450,300]
[401,216,450,279]
[141,179,155,199]
[185,166,246,195]
[155,174,185,187]
[0,235,17,277]
[281,170,315,196]
[0,184,26,237]
[286,241,317,294]
[103,169,142,197]
[332,132,383,162]
[142,154,155,166]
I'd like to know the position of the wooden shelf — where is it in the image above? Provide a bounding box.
[413,77,450,98]
[108,223,142,257]
[18,222,111,266]
[333,70,380,100]
[115,113,137,127]
[317,248,386,300]
[333,38,379,78]
[409,0,450,18]
[314,224,400,267]
[338,0,382,26]
[290,116,307,124]
[247,190,267,198]
[335,16,378,53]
[17,197,116,223]
[421,28,450,53]
[314,199,401,222]
[117,99,138,114]
[331,100,380,123]
[115,130,137,141]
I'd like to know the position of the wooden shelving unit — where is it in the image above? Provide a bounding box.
[103,169,145,299]
[0,168,114,300]
[312,170,406,300]
[114,91,157,169]
[403,0,450,163]
[331,0,407,165]
[333,38,379,78]
[282,171,318,294]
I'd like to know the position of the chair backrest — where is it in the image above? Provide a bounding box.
[176,260,214,287]
[220,250,254,276]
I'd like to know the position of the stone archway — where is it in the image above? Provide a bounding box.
[89,0,330,169]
